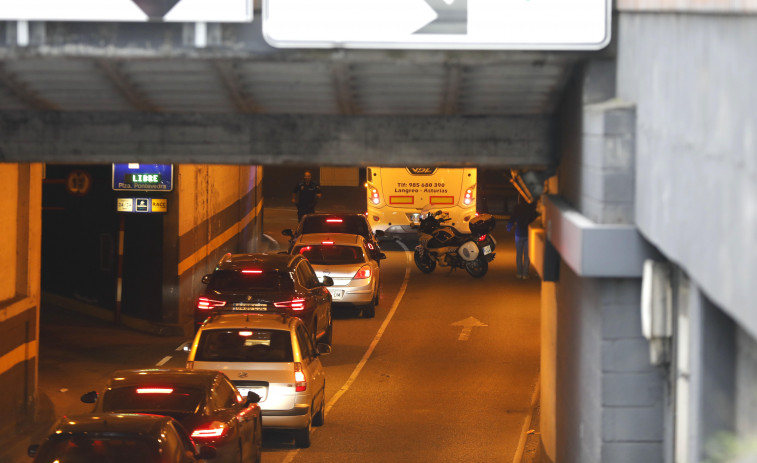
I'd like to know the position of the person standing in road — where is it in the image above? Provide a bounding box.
[292,170,322,221]
[507,195,538,279]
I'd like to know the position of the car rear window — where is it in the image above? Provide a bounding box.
[206,269,294,292]
[300,216,369,238]
[196,329,294,363]
[294,245,364,265]
[37,435,161,463]
[102,386,203,414]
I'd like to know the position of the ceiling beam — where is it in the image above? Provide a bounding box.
[0,111,555,168]
[0,63,59,111]
[96,59,161,112]
[214,60,264,114]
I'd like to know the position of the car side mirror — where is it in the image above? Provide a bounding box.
[197,446,217,460]
[201,274,211,285]
[27,445,40,457]
[316,343,332,356]
[321,276,334,287]
[282,229,294,237]
[379,252,387,260]
[246,391,261,405]
[81,391,98,404]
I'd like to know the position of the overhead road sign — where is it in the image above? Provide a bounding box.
[113,163,174,191]
[263,0,610,50]
[0,0,253,22]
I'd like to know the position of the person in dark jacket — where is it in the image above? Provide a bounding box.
[292,171,322,221]
[507,196,538,279]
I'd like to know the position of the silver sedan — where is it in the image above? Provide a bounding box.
[291,233,385,318]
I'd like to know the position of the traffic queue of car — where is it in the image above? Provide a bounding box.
[28,213,385,463]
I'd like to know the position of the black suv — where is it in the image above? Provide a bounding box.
[195,253,333,345]
[282,213,385,263]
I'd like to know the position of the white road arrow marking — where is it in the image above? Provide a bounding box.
[451,316,487,341]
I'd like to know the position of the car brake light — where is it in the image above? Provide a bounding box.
[464,188,474,205]
[294,362,307,392]
[353,265,371,279]
[238,331,253,337]
[478,234,487,242]
[241,269,263,274]
[321,240,334,245]
[197,297,226,311]
[137,388,173,394]
[370,188,380,205]
[192,422,227,439]
[366,242,374,250]
[299,246,312,254]
[326,218,343,223]
[274,298,306,312]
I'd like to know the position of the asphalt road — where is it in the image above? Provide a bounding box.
[30,206,540,463]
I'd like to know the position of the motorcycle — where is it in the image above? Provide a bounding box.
[412,208,497,278]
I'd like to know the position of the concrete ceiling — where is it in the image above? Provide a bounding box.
[0,19,594,118]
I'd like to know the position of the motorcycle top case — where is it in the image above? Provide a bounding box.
[469,214,495,235]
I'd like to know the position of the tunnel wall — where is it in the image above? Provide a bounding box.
[542,59,666,462]
[616,10,757,459]
[0,163,42,443]
[617,11,757,340]
[174,164,263,335]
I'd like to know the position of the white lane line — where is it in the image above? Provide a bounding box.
[176,341,191,352]
[282,241,412,463]
[513,376,540,463]
[156,356,172,366]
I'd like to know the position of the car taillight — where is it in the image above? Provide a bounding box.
[294,362,307,392]
[192,422,227,439]
[366,242,375,250]
[274,298,306,311]
[478,234,487,242]
[353,265,371,279]
[241,269,263,274]
[370,188,380,205]
[197,297,226,311]
[326,218,343,223]
[463,188,474,205]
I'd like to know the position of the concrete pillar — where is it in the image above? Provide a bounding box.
[539,59,666,462]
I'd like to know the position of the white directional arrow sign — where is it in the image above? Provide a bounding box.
[451,316,488,341]
[0,0,253,22]
[263,0,610,50]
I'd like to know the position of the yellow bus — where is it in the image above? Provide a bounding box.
[365,167,477,235]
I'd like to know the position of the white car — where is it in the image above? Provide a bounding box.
[290,233,385,318]
[186,313,331,448]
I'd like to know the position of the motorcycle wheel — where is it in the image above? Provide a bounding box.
[465,256,488,278]
[414,248,436,273]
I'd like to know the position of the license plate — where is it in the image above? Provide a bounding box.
[483,245,492,255]
[330,289,344,300]
[232,303,267,311]
[237,386,267,402]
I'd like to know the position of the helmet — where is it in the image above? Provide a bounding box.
[458,241,480,262]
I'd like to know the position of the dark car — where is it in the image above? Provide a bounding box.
[28,412,216,463]
[282,213,385,263]
[195,253,333,345]
[80,369,262,463]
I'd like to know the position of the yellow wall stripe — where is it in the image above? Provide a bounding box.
[0,340,37,377]
[0,297,36,322]
[177,198,263,276]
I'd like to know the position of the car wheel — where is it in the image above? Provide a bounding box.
[293,420,311,448]
[362,300,375,319]
[312,390,325,427]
